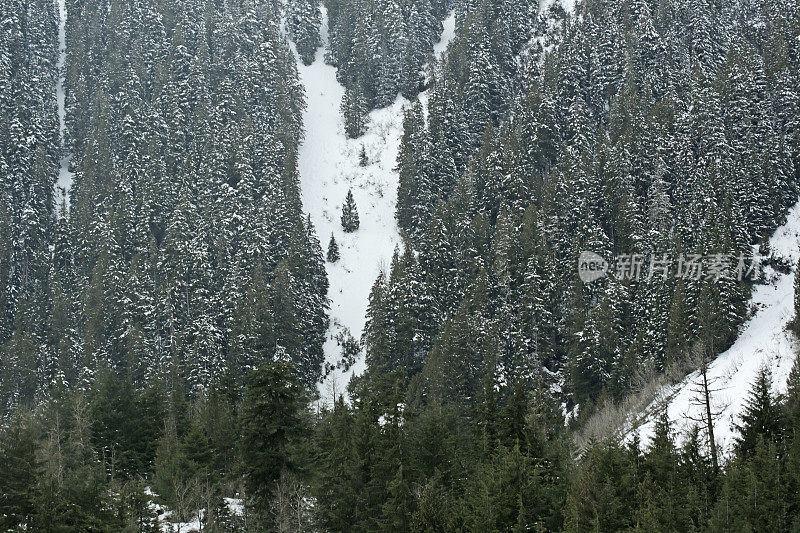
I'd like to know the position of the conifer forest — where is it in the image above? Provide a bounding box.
[2,0,800,530]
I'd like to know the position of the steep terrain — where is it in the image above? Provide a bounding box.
[294,8,456,400]
[634,202,800,450]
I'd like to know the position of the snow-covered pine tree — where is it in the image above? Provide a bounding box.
[327,234,340,263]
[341,189,360,232]
[396,100,433,240]
[288,0,322,65]
[342,84,368,138]
[791,260,800,336]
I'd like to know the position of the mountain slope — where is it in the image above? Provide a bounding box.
[294,7,456,400]
[633,201,800,450]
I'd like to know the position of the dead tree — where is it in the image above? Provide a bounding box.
[688,341,723,473]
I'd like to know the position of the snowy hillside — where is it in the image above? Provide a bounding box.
[633,201,800,451]
[293,8,456,401]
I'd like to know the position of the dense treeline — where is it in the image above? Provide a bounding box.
[372,0,800,416]
[1,355,798,530]
[0,0,60,412]
[1,0,330,412]
[3,0,800,530]
[327,0,450,136]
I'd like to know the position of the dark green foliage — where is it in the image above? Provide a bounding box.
[151,415,186,508]
[116,477,161,533]
[239,362,308,515]
[711,438,794,531]
[342,84,368,138]
[334,328,360,370]
[793,259,800,335]
[0,0,329,409]
[396,100,433,240]
[327,233,340,263]
[734,367,786,459]
[2,0,800,530]
[564,439,639,532]
[311,398,358,530]
[326,0,444,111]
[378,0,799,416]
[0,412,38,530]
[0,0,59,413]
[0,341,799,531]
[341,189,361,232]
[89,372,165,478]
[787,354,800,423]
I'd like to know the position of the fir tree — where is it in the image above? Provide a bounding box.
[0,413,37,529]
[327,233,340,263]
[342,84,368,138]
[734,367,786,459]
[793,258,800,335]
[288,0,322,65]
[239,362,307,517]
[341,189,360,232]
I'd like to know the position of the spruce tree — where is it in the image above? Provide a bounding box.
[0,413,37,529]
[341,189,360,232]
[342,85,367,138]
[288,0,322,65]
[787,353,800,413]
[793,258,800,335]
[327,233,340,263]
[239,362,307,517]
[734,367,786,459]
[312,398,357,530]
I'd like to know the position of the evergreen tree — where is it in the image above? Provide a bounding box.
[312,398,358,531]
[793,258,800,335]
[342,84,368,138]
[787,353,800,421]
[239,362,307,518]
[327,233,340,263]
[341,189,361,232]
[395,100,433,240]
[564,439,638,532]
[734,367,786,459]
[288,0,322,65]
[0,412,37,529]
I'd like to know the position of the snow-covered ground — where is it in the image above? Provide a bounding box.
[634,201,800,451]
[55,0,74,207]
[539,0,576,14]
[433,13,456,62]
[293,7,456,402]
[146,486,243,533]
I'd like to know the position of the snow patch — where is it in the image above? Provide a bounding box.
[223,497,244,517]
[145,486,243,532]
[419,12,456,116]
[539,0,576,15]
[55,0,73,208]
[295,7,402,401]
[293,6,457,403]
[434,13,456,60]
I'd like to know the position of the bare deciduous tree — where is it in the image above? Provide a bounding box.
[271,472,312,533]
